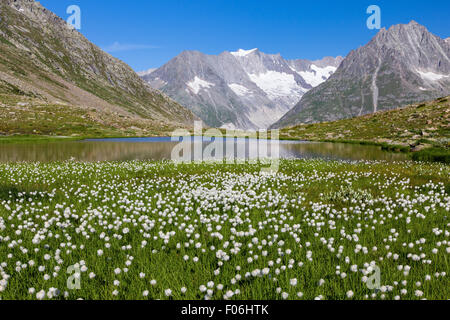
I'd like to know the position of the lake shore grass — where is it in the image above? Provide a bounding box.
[1,94,448,162]
[1,133,449,163]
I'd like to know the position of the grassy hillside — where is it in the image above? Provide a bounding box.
[280,96,450,162]
[0,0,197,133]
[0,94,189,139]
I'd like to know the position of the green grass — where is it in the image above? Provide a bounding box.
[0,159,448,300]
[412,148,450,163]
[0,135,83,144]
[0,94,191,139]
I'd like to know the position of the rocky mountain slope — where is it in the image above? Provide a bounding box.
[272,21,450,128]
[142,49,342,129]
[0,0,196,136]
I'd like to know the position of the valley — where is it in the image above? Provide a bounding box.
[0,0,448,303]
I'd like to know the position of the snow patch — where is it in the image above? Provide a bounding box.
[231,49,258,57]
[416,70,449,82]
[248,71,305,100]
[186,77,215,94]
[228,83,252,96]
[298,65,337,87]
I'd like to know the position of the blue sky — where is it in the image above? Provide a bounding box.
[39,0,450,72]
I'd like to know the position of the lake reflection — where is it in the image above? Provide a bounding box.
[0,137,408,163]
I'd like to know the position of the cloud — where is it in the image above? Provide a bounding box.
[102,42,160,53]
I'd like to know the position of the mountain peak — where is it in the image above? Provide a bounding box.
[272,20,450,128]
[390,20,428,32]
[230,48,259,57]
[372,20,431,45]
[142,48,341,129]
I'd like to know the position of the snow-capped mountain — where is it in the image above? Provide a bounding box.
[140,49,342,129]
[273,21,450,128]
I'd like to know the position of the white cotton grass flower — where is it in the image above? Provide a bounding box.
[225,290,234,299]
[36,290,46,300]
[415,290,424,297]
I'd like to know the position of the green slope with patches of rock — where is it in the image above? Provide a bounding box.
[280,96,450,156]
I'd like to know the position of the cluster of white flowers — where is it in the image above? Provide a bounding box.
[0,160,448,300]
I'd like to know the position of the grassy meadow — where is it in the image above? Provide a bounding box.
[0,159,448,300]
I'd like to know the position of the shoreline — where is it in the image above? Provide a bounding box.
[0,134,448,163]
